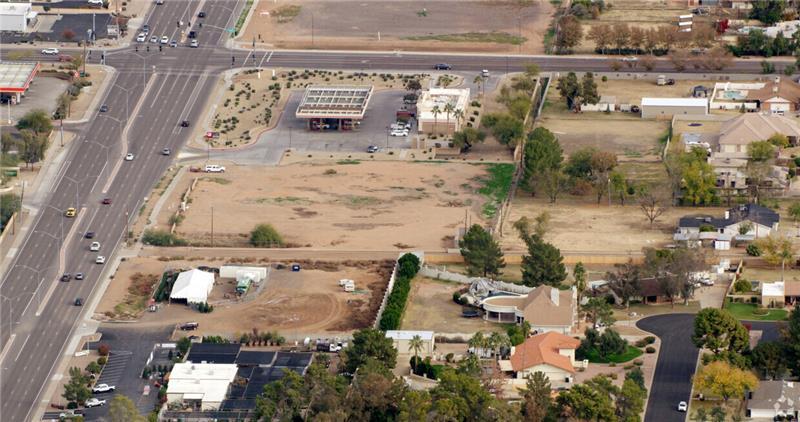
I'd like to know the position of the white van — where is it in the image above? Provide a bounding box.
[204,164,225,173]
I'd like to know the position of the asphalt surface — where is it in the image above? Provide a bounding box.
[0,1,797,421]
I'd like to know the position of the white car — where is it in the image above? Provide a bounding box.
[136,33,146,42]
[95,256,106,264]
[481,69,490,77]
[677,401,687,412]
[87,0,103,5]
[41,48,59,55]
[204,164,225,173]
[150,36,158,43]
[190,39,199,48]
[92,383,115,393]
[125,153,134,161]
[89,242,100,252]
[389,122,406,131]
[160,36,169,44]
[85,398,106,407]
[622,55,638,62]
[390,129,409,137]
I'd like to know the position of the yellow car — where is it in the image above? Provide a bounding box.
[65,208,76,217]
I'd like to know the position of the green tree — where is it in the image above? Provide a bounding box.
[483,113,524,146]
[617,378,646,422]
[573,262,587,309]
[610,170,628,205]
[581,72,599,105]
[520,234,566,287]
[710,406,727,422]
[751,341,788,380]
[451,127,486,151]
[785,303,800,376]
[565,147,595,180]
[589,150,618,204]
[692,308,749,354]
[16,109,53,135]
[408,334,424,373]
[255,369,307,420]
[556,377,616,421]
[431,368,498,421]
[693,360,758,401]
[681,157,717,205]
[0,193,21,232]
[756,235,796,282]
[398,390,432,421]
[521,372,551,422]
[606,260,641,308]
[249,223,284,247]
[341,328,398,375]
[789,202,800,222]
[522,127,563,197]
[109,395,146,422]
[583,298,615,329]
[459,224,506,278]
[749,140,776,162]
[625,367,645,390]
[750,0,785,25]
[556,15,583,52]
[768,133,790,148]
[62,367,91,405]
[85,361,101,374]
[556,72,581,110]
[17,129,49,168]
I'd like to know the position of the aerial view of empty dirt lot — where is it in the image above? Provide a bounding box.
[241,0,554,53]
[159,161,496,250]
[96,257,392,336]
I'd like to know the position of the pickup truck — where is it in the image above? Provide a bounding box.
[204,165,225,173]
[92,383,115,393]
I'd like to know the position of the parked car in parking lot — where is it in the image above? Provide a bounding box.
[180,322,199,330]
[390,129,409,137]
[92,383,116,393]
[85,398,106,407]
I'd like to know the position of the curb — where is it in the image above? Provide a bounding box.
[64,65,118,125]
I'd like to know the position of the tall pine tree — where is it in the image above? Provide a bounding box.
[459,224,505,278]
[520,234,566,287]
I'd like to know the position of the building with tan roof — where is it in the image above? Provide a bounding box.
[717,113,800,160]
[481,286,577,334]
[746,77,800,115]
[504,332,580,384]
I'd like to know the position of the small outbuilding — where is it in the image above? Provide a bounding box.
[0,3,37,33]
[170,269,215,304]
[640,97,708,119]
[385,330,435,357]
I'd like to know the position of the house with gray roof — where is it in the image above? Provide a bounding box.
[746,380,800,420]
[675,203,779,244]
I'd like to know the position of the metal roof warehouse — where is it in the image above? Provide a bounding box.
[0,62,40,95]
[295,85,373,120]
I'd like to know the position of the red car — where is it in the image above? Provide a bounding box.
[101,198,112,205]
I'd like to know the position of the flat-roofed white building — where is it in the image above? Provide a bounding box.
[385,330,435,357]
[0,2,36,32]
[166,363,238,411]
[417,88,470,135]
[640,97,708,119]
[295,85,373,131]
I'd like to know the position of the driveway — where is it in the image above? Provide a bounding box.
[198,89,413,165]
[637,314,698,422]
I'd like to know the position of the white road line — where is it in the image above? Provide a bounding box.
[14,335,29,362]
[0,334,16,366]
[35,206,87,317]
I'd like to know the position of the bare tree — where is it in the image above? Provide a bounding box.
[606,260,641,308]
[638,192,667,227]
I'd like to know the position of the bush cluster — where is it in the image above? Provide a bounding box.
[410,356,443,380]
[142,230,187,246]
[378,253,421,330]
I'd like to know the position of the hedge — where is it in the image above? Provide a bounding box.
[378,253,420,330]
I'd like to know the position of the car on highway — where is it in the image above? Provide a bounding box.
[433,63,452,70]
[87,0,103,5]
[95,256,106,264]
[75,273,84,280]
[142,24,150,34]
[65,208,76,217]
[150,35,158,43]
[180,120,190,127]
[198,11,206,17]
[136,33,147,42]
[366,145,379,153]
[41,48,60,55]
[204,164,225,173]
[190,39,199,48]
[101,197,112,205]
[125,153,135,161]
[84,231,95,239]
[188,31,197,39]
[162,148,171,156]
[677,401,687,412]
[74,298,83,306]
[156,0,164,4]
[160,36,169,44]
[390,129,409,137]
[169,40,177,48]
[622,55,638,62]
[89,242,101,251]
[481,69,490,77]
[92,383,116,393]
[99,104,108,112]
[60,273,71,282]
[85,398,106,407]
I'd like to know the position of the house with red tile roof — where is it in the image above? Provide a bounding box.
[505,332,581,384]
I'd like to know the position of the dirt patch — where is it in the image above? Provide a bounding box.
[206,68,430,149]
[67,64,109,120]
[401,276,504,335]
[241,0,554,54]
[159,161,492,250]
[501,195,727,254]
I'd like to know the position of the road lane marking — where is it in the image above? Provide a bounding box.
[35,207,87,317]
[0,334,16,365]
[14,334,30,362]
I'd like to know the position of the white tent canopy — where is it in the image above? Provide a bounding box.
[170,269,215,304]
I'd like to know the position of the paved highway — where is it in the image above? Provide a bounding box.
[0,2,794,420]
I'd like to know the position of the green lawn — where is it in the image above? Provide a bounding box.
[723,300,788,321]
[583,345,643,364]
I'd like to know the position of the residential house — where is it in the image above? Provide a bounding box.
[481,286,577,334]
[502,332,580,385]
[746,380,800,420]
[716,113,800,160]
[385,330,435,358]
[166,363,239,411]
[760,281,800,307]
[746,78,800,115]
[675,204,780,245]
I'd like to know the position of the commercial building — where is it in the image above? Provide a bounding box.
[169,269,215,304]
[166,363,239,411]
[0,2,36,33]
[385,330,435,357]
[417,88,470,136]
[640,97,708,119]
[0,62,40,104]
[295,85,372,131]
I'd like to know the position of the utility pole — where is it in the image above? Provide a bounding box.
[60,119,64,147]
[210,206,214,247]
[125,211,129,243]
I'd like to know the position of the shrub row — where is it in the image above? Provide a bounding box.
[378,253,421,330]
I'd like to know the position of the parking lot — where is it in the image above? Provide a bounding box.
[206,89,413,165]
[4,13,113,44]
[4,76,69,122]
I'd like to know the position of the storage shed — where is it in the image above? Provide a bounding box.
[170,269,215,304]
[640,97,708,119]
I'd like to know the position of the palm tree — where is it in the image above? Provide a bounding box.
[408,335,424,374]
[468,331,485,357]
[443,102,455,135]
[453,109,464,131]
[488,332,509,357]
[473,75,483,97]
[431,104,441,134]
